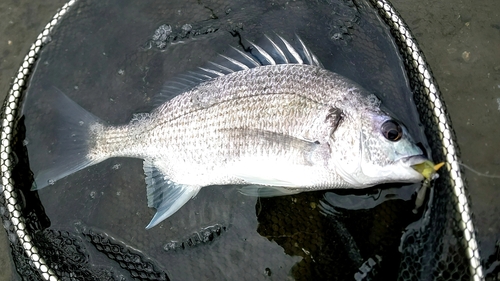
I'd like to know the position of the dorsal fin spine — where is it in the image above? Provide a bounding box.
[230,46,260,67]
[248,41,276,65]
[265,34,289,63]
[277,35,303,64]
[208,61,235,73]
[187,71,212,80]
[198,67,224,77]
[297,36,314,65]
[219,54,250,70]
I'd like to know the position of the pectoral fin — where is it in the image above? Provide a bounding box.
[227,129,326,188]
[143,159,200,229]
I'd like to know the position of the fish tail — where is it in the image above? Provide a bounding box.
[32,88,106,190]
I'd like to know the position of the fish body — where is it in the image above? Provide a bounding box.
[34,35,428,228]
[92,65,375,188]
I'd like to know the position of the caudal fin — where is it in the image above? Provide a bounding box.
[32,88,105,190]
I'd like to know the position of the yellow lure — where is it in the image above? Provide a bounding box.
[412,161,445,180]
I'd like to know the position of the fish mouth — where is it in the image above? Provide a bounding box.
[401,155,445,180]
[400,154,428,167]
[400,155,431,179]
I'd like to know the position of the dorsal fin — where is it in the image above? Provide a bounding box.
[155,34,324,106]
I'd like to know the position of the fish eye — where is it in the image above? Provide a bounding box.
[381,120,402,141]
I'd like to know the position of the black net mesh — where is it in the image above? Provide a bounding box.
[0,0,485,280]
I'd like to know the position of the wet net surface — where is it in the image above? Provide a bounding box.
[0,0,484,280]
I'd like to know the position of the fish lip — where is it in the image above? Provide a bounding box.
[400,155,428,166]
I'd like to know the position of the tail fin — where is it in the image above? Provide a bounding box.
[32,88,105,190]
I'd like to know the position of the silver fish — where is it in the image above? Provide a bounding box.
[33,35,429,228]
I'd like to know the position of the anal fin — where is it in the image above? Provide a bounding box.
[143,159,200,229]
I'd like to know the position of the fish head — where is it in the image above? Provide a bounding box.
[329,110,427,188]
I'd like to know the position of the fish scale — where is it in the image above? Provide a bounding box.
[156,65,364,119]
[92,69,340,168]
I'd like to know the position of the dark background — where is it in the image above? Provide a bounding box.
[0,0,498,279]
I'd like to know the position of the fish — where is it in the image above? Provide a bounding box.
[32,34,433,229]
